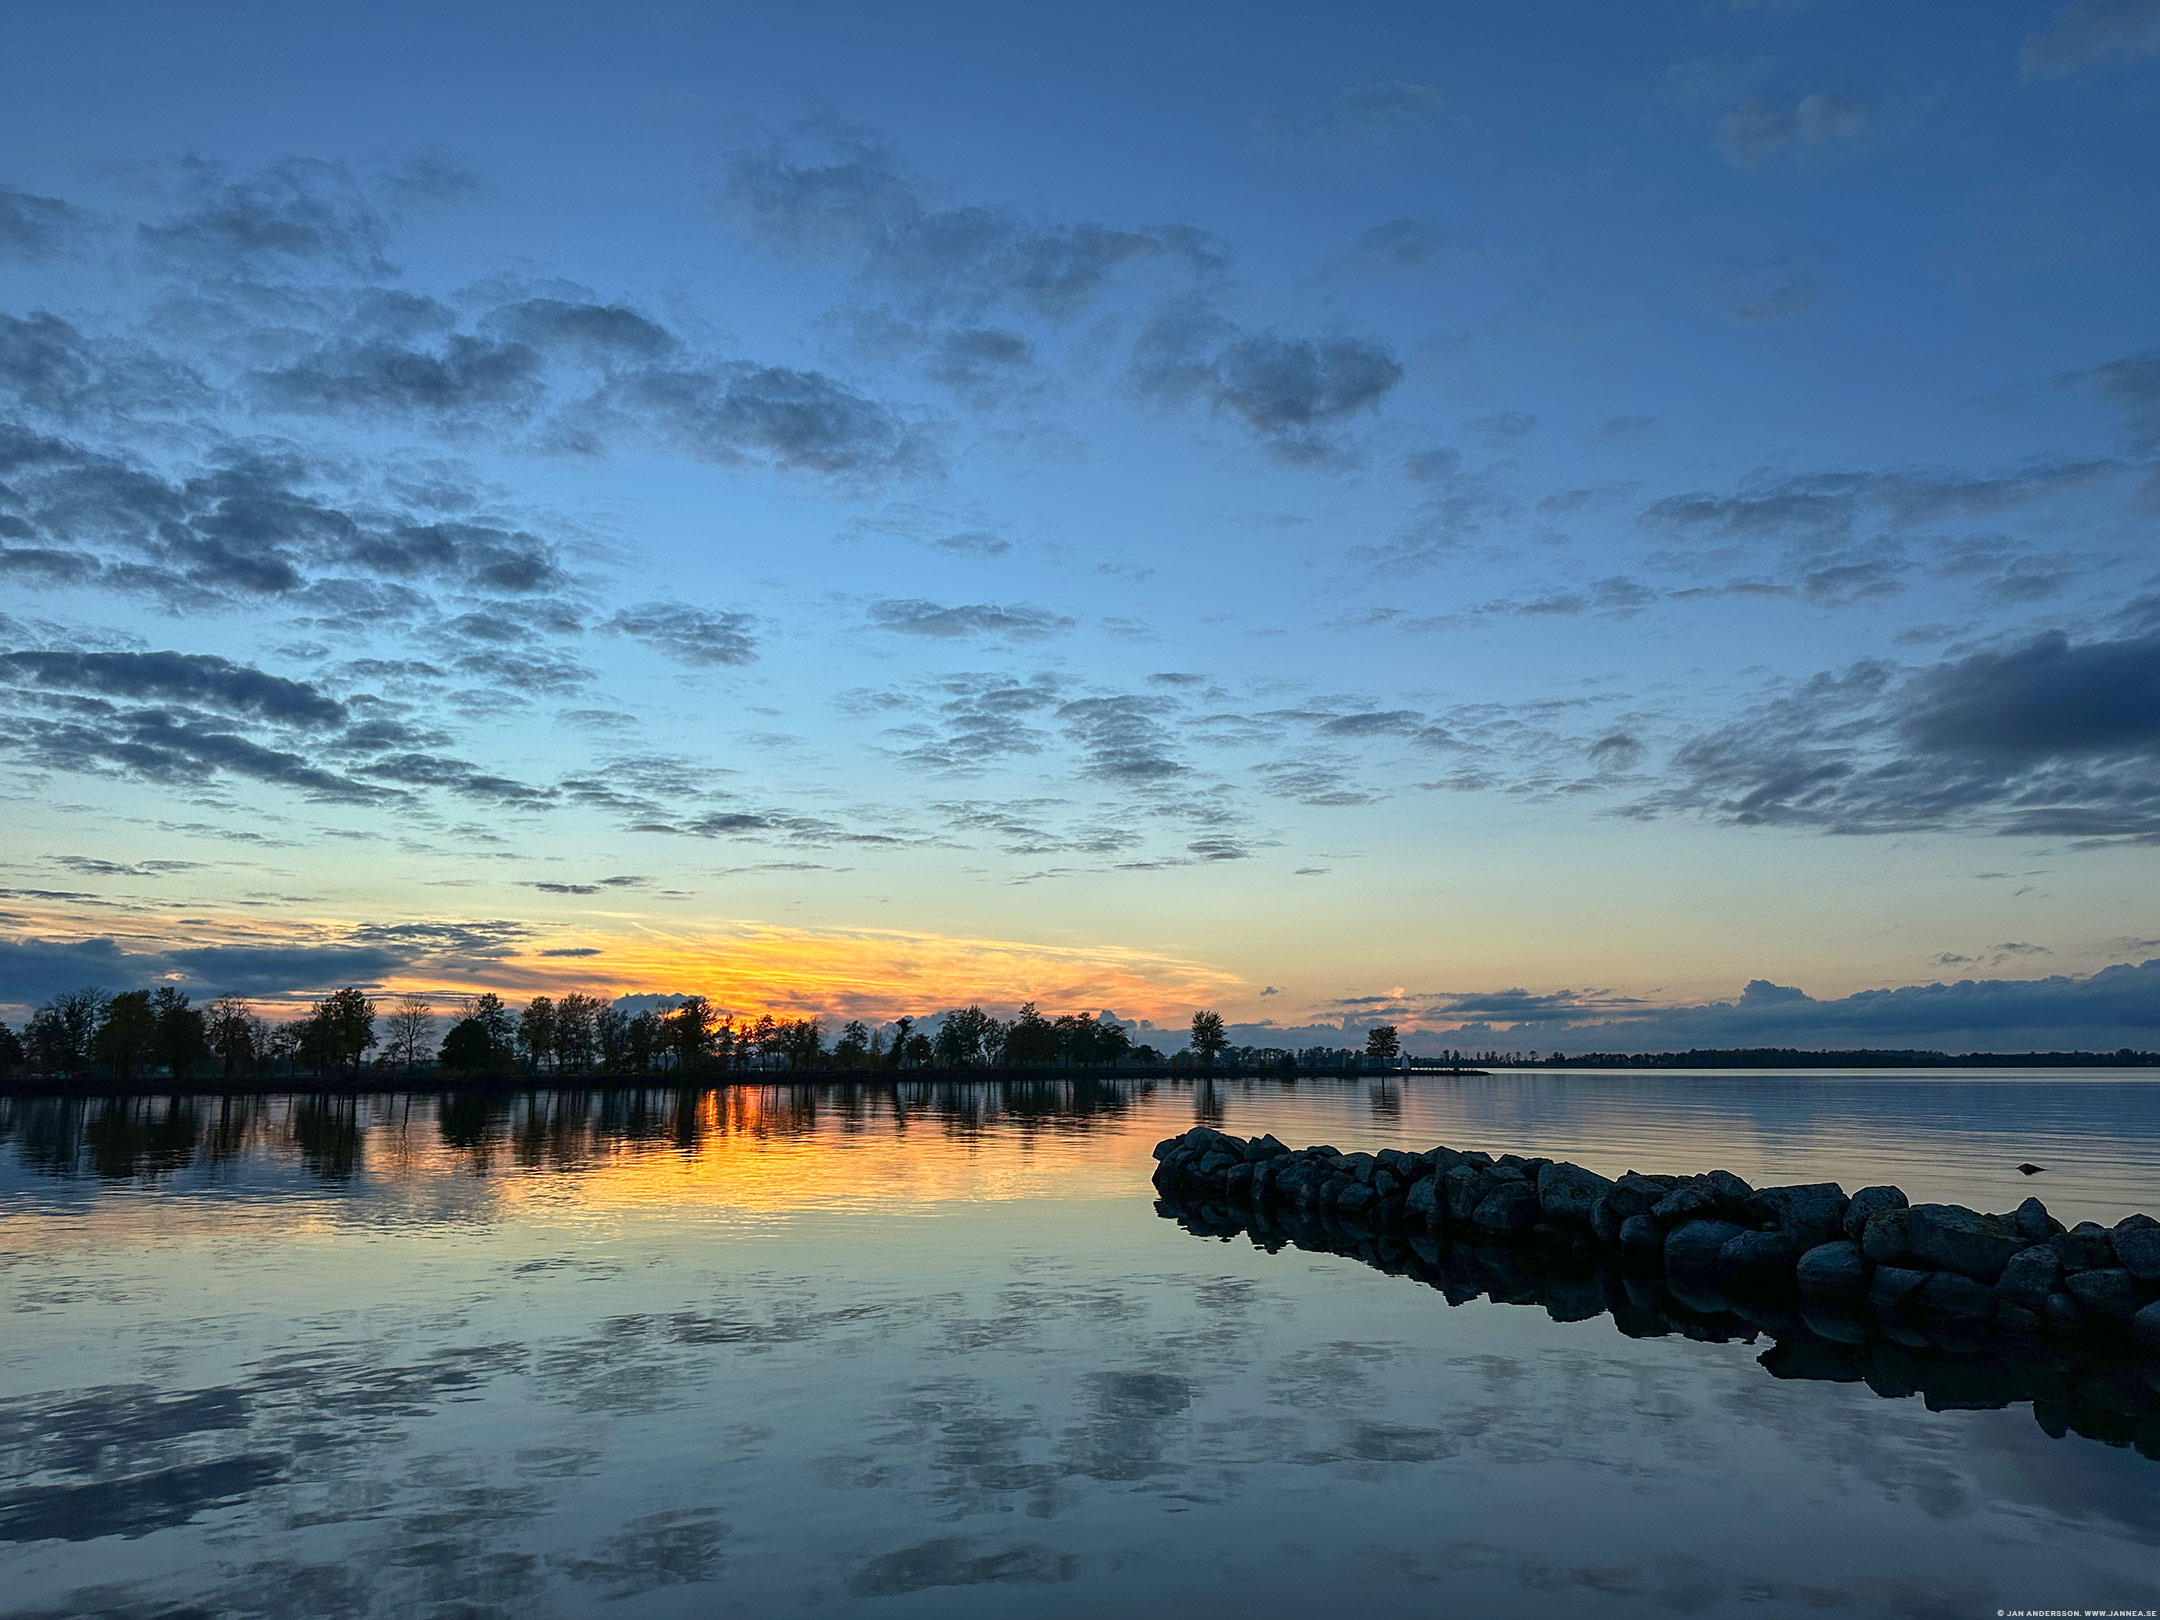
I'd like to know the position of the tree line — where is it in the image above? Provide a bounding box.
[0,985,1425,1083]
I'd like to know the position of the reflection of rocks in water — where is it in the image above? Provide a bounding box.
[1153,1185,2160,1461]
[844,1536,1078,1597]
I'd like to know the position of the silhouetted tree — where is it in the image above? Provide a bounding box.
[95,990,158,1079]
[0,1021,23,1076]
[777,1017,825,1070]
[29,987,108,1076]
[626,1008,662,1073]
[386,995,433,1076]
[553,993,600,1074]
[596,1004,632,1073]
[516,996,557,1074]
[1188,1010,1229,1069]
[832,1020,871,1068]
[902,1030,933,1068]
[933,1005,1002,1068]
[887,1016,915,1071]
[1004,1002,1057,1066]
[152,987,207,1079]
[207,996,258,1082]
[304,988,377,1080]
[667,996,713,1073]
[1365,1024,1401,1063]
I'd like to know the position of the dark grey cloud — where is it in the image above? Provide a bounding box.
[1260,81,1442,146]
[1055,694,1186,784]
[1416,958,2160,1055]
[482,297,675,361]
[0,185,98,260]
[162,942,407,995]
[1342,218,1446,272]
[1690,254,1822,321]
[138,156,393,275]
[1643,630,2160,840]
[868,600,1075,641]
[2074,348,2160,453]
[1713,93,1868,168]
[723,137,1197,320]
[603,603,758,668]
[876,672,1063,774]
[2020,0,2160,79]
[246,333,547,421]
[590,361,931,479]
[0,650,346,726]
[0,422,586,624]
[3,700,386,801]
[1128,300,1402,461]
[0,312,210,422]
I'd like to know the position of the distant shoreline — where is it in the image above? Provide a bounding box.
[6,1056,2160,1099]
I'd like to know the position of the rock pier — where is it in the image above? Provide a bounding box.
[1151,1128,2160,1350]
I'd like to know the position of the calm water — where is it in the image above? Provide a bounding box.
[2,1071,2158,1618]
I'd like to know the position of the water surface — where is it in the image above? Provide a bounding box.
[3,1071,2157,1618]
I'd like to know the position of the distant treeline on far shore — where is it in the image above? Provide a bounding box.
[1542,1048,2160,1068]
[0,984,2151,1086]
[0,985,1422,1085]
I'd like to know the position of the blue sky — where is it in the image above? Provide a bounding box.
[2,0,2158,1051]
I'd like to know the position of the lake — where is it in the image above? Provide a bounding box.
[3,1071,2157,1617]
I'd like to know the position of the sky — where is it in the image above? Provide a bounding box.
[1,0,2158,1053]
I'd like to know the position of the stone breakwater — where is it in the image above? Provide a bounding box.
[1151,1128,2160,1348]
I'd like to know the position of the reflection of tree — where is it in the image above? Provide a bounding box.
[85,1098,200,1180]
[289,1095,362,1181]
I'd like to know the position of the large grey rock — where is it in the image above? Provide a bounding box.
[1470,1180,1541,1233]
[1993,1244,2062,1310]
[1748,1183,1849,1248]
[1868,1265,1932,1311]
[2063,1267,2142,1322]
[2111,1214,2160,1281]
[2012,1196,2057,1243]
[1224,1161,1254,1199]
[1796,1240,1868,1295]
[1536,1161,1613,1224]
[2044,1291,2089,1331]
[1918,1271,1996,1319]
[1904,1204,2024,1282]
[1194,1150,1241,1181]
[1404,1174,1440,1224]
[1342,1152,1378,1185]
[1666,1218,1749,1272]
[2058,1222,2116,1271]
[1842,1184,1908,1241]
[1248,1133,1291,1161]
[1618,1213,1660,1251]
[2133,1299,2160,1350]
[1861,1207,1913,1265]
[1590,1182,1655,1245]
[1720,1229,1800,1279]
[1651,1171,1754,1226]
[1443,1164,1487,1222]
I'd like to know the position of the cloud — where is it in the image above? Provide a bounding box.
[0,650,347,726]
[2020,0,2160,79]
[0,186,98,261]
[591,360,932,479]
[1128,300,1402,460]
[1641,630,2160,839]
[1342,218,1447,272]
[868,599,1075,641]
[1690,253,1823,321]
[1055,694,1186,784]
[1260,82,1443,146]
[137,156,393,275]
[723,136,1189,320]
[603,603,758,667]
[1713,93,1868,168]
[1413,959,2160,1055]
